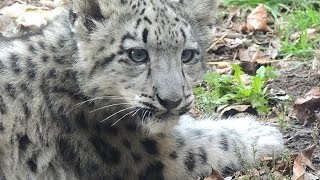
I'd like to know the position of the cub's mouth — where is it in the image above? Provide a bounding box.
[136,107,190,122]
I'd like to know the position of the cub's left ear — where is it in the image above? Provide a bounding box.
[170,0,218,27]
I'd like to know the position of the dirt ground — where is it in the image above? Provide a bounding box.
[270,61,320,170]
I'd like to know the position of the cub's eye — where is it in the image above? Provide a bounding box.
[127,49,148,64]
[181,49,196,63]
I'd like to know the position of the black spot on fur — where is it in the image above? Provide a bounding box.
[90,137,121,165]
[180,28,186,42]
[58,38,67,48]
[90,54,116,75]
[75,111,88,129]
[169,151,178,159]
[0,95,7,114]
[101,53,116,66]
[140,9,146,15]
[5,83,16,99]
[58,138,77,161]
[142,29,149,44]
[57,106,72,132]
[10,54,21,74]
[125,123,137,131]
[136,18,142,28]
[48,68,57,78]
[0,122,4,131]
[144,16,152,24]
[176,137,185,148]
[184,151,195,171]
[94,122,118,135]
[17,134,31,151]
[53,55,65,64]
[22,102,31,119]
[38,41,45,50]
[131,152,142,163]
[41,54,50,62]
[120,0,127,4]
[26,59,37,80]
[219,133,229,151]
[139,161,164,180]
[222,164,237,176]
[27,156,37,173]
[28,45,36,54]
[198,147,207,164]
[121,139,131,149]
[141,138,158,155]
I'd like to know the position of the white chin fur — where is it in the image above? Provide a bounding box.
[143,116,180,134]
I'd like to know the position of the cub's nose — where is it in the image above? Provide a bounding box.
[156,94,182,110]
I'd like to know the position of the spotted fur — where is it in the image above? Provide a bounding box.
[0,0,284,179]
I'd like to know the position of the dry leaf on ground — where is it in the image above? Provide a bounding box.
[292,145,317,180]
[293,87,320,125]
[246,4,269,32]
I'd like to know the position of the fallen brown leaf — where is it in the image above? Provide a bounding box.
[293,87,320,125]
[292,145,317,180]
[246,4,269,32]
[204,169,224,180]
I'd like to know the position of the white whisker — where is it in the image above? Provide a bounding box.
[111,109,136,127]
[132,108,142,117]
[142,110,148,123]
[90,103,132,113]
[100,106,136,123]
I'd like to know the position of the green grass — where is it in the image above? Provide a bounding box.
[193,65,280,115]
[280,3,320,59]
[223,0,320,60]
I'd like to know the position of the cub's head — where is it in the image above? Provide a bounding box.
[71,0,217,134]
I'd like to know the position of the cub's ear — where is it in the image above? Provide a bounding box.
[170,0,218,27]
[71,0,104,32]
[72,0,122,32]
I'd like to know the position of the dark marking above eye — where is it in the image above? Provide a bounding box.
[180,28,186,42]
[120,33,136,50]
[144,16,152,24]
[142,29,149,44]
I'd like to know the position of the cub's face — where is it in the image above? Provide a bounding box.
[72,0,216,133]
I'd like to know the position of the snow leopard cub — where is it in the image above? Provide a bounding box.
[0,0,284,179]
